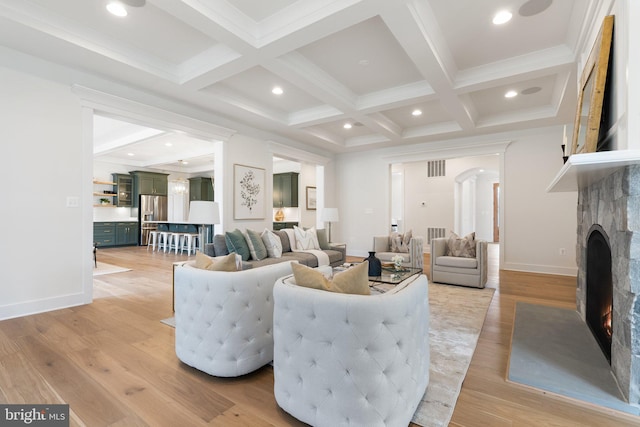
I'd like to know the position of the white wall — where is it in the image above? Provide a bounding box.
[0,65,90,319]
[222,134,274,233]
[337,126,578,275]
[502,128,577,275]
[298,162,317,227]
[398,156,499,243]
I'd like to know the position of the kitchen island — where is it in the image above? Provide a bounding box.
[142,221,213,249]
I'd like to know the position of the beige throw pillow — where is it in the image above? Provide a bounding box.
[390,229,412,253]
[291,262,370,295]
[446,231,476,258]
[194,252,239,271]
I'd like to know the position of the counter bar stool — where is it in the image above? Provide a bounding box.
[170,232,184,254]
[181,233,199,256]
[148,230,160,251]
[159,230,172,253]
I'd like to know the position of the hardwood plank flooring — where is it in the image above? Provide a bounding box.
[0,245,637,426]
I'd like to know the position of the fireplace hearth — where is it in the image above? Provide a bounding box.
[577,164,640,407]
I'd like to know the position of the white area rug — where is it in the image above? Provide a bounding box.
[412,283,495,427]
[93,262,131,276]
[162,282,494,426]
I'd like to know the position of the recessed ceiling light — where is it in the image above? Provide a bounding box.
[106,1,128,17]
[180,160,189,165]
[127,152,135,156]
[272,86,283,95]
[165,142,172,147]
[412,109,423,116]
[504,90,518,98]
[343,123,352,129]
[493,10,512,25]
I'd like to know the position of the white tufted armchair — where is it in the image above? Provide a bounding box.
[273,269,429,427]
[174,261,297,377]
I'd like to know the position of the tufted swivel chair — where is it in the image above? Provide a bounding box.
[273,269,429,427]
[174,261,297,377]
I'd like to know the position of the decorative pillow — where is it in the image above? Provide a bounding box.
[276,230,291,253]
[291,262,370,295]
[212,234,229,256]
[316,228,331,250]
[225,229,251,261]
[294,226,320,250]
[400,229,412,253]
[283,228,297,250]
[391,230,412,253]
[194,252,238,271]
[446,231,476,258]
[244,229,268,261]
[261,229,283,258]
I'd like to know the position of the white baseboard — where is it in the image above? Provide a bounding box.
[0,293,88,321]
[502,262,577,277]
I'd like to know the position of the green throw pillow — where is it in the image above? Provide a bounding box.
[225,229,251,261]
[244,229,268,260]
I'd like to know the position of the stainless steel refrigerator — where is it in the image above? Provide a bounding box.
[138,195,168,245]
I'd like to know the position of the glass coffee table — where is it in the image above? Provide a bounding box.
[369,267,423,284]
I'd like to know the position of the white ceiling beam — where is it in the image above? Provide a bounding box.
[382,1,476,131]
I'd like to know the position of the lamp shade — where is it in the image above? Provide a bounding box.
[321,208,339,222]
[188,201,220,224]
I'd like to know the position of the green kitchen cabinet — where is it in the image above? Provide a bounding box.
[112,173,133,207]
[273,172,299,208]
[93,222,116,247]
[189,177,214,201]
[130,171,169,206]
[116,222,139,246]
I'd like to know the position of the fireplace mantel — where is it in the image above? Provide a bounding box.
[547,150,640,192]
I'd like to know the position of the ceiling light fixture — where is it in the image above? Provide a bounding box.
[412,109,422,116]
[127,152,135,156]
[343,123,352,129]
[505,90,518,98]
[272,86,283,95]
[493,10,512,25]
[165,142,172,147]
[106,2,128,17]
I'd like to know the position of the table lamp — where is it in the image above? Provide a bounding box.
[321,208,339,243]
[188,201,220,252]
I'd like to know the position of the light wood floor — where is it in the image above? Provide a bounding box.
[0,245,638,426]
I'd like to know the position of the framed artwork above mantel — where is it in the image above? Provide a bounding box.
[570,15,614,155]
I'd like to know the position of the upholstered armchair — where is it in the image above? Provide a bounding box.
[272,269,430,427]
[372,234,424,269]
[430,237,487,288]
[173,261,297,377]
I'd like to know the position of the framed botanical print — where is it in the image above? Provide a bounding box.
[234,164,265,219]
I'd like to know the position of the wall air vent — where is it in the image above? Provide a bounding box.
[427,160,446,177]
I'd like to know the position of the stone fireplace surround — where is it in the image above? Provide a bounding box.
[576,164,640,407]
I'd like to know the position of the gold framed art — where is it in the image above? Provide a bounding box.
[571,15,614,155]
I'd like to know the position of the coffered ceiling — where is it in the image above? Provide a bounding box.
[0,0,599,169]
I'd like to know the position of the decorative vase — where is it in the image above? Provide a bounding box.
[364,251,382,276]
[274,208,285,222]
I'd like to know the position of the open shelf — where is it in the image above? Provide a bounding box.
[547,150,640,192]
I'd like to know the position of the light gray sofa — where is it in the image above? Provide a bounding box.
[430,237,487,288]
[204,229,345,269]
